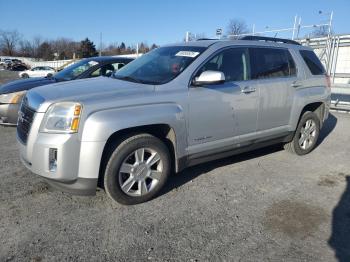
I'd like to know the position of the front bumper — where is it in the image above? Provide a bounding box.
[18,113,106,196]
[46,177,98,196]
[0,103,20,126]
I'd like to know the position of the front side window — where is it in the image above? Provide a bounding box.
[250,48,296,79]
[90,63,116,77]
[113,62,125,70]
[114,46,206,85]
[195,47,251,82]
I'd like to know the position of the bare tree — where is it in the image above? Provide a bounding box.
[0,30,22,56]
[226,19,249,39]
[31,36,43,58]
[19,39,34,57]
[51,38,78,59]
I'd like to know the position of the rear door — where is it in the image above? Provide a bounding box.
[250,47,298,132]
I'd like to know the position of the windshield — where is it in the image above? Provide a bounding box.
[54,59,99,80]
[114,46,206,85]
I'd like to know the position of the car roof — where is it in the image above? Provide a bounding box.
[82,56,134,62]
[164,39,312,51]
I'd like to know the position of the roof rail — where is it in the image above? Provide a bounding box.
[240,36,301,45]
[196,38,219,41]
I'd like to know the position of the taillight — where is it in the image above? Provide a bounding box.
[325,74,331,90]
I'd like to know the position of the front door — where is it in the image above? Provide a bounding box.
[187,47,259,156]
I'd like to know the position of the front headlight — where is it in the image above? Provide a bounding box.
[0,91,26,104]
[40,102,82,133]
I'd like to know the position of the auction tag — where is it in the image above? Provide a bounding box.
[175,51,200,58]
[88,61,98,66]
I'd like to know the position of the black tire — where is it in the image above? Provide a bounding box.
[284,111,320,155]
[104,134,171,205]
[21,73,29,78]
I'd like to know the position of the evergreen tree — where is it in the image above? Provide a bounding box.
[78,38,98,58]
[119,42,126,51]
[37,42,54,60]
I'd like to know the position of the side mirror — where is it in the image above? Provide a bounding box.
[193,70,225,86]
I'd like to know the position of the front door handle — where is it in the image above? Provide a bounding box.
[241,86,256,94]
[291,81,302,88]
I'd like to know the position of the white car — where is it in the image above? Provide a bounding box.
[19,66,55,78]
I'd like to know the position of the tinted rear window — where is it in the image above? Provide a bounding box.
[299,50,325,75]
[250,48,296,79]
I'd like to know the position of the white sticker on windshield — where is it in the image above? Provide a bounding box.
[88,61,98,66]
[175,51,200,58]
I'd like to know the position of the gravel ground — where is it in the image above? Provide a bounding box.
[0,112,349,262]
[0,70,20,85]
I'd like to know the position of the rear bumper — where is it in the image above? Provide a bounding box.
[0,103,19,126]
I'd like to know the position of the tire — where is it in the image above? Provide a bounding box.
[21,73,29,78]
[104,134,171,205]
[284,111,320,155]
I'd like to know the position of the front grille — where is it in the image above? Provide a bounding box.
[17,102,35,144]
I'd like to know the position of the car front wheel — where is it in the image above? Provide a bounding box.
[104,134,171,205]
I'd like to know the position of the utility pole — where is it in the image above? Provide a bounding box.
[327,11,334,38]
[296,17,302,39]
[185,31,190,42]
[292,15,298,40]
[99,32,102,56]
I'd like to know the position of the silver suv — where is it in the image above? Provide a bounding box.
[17,37,331,205]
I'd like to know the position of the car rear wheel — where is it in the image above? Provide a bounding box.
[284,111,320,155]
[21,73,29,78]
[104,134,171,205]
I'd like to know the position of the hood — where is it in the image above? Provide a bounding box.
[0,77,56,94]
[27,77,155,112]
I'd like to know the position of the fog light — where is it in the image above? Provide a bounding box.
[49,148,57,172]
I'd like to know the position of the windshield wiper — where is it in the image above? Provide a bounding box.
[114,75,161,85]
[115,76,143,83]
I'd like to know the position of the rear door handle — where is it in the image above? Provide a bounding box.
[241,86,256,94]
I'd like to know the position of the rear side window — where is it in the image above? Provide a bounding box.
[299,50,325,75]
[250,48,296,79]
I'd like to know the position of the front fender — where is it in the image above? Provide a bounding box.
[81,103,187,156]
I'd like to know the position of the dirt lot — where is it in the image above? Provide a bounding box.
[0,70,20,85]
[0,112,349,261]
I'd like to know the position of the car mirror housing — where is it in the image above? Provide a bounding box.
[193,70,225,86]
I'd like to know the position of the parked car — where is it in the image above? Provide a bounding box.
[0,56,133,125]
[0,58,12,67]
[17,37,331,205]
[10,63,29,71]
[19,66,56,78]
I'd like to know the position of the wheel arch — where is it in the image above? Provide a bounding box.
[299,102,325,128]
[98,124,179,187]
